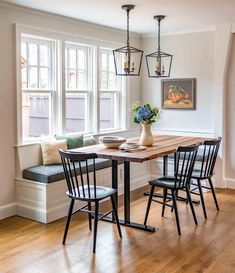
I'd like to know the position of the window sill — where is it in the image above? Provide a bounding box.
[14,128,139,148]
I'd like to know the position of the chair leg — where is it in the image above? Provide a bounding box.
[197,179,207,219]
[172,190,181,236]
[144,185,155,226]
[171,190,174,212]
[185,187,198,225]
[88,202,92,231]
[111,195,122,238]
[93,201,99,253]
[186,181,192,205]
[162,188,168,217]
[208,177,220,211]
[62,199,74,245]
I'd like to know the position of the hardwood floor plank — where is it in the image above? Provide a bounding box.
[0,188,235,273]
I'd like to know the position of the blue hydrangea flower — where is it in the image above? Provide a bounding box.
[136,107,152,122]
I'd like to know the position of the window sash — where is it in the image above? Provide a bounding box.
[21,36,55,91]
[21,91,53,141]
[99,48,121,131]
[64,91,91,134]
[99,91,120,131]
[65,43,90,91]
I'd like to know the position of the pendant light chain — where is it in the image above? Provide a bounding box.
[127,9,130,49]
[158,18,161,53]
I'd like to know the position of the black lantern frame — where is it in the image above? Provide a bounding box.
[113,5,143,76]
[146,15,173,78]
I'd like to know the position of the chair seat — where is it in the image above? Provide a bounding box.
[66,185,117,201]
[149,176,181,189]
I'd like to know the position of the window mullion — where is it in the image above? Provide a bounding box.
[26,43,29,89]
[94,46,99,134]
[61,40,66,135]
[37,44,40,88]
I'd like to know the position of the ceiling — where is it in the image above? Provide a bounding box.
[4,0,235,34]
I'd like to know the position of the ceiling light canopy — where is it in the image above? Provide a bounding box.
[113,5,143,76]
[146,15,173,78]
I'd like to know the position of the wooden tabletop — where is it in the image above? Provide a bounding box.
[72,134,212,163]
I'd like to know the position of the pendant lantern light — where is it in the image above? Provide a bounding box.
[146,15,173,78]
[113,5,143,76]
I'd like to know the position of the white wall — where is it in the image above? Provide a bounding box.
[141,31,215,136]
[225,34,235,180]
[0,2,142,218]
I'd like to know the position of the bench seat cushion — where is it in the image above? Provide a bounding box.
[23,158,113,184]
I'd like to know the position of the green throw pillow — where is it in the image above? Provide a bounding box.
[55,134,84,149]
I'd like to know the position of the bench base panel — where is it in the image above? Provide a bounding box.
[16,162,150,223]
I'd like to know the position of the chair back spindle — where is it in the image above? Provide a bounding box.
[59,150,98,199]
[174,144,199,189]
[198,137,222,178]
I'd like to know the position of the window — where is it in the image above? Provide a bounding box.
[64,43,91,133]
[18,29,126,143]
[21,35,56,141]
[99,48,121,131]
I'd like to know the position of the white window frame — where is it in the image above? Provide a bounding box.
[16,25,129,145]
[99,47,123,132]
[63,42,93,134]
[19,33,57,143]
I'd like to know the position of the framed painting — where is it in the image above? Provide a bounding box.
[161,78,196,110]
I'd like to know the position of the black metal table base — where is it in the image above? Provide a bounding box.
[110,160,156,233]
[143,192,200,205]
[101,216,156,232]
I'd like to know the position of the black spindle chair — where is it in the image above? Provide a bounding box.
[189,137,222,219]
[144,144,199,235]
[59,150,122,253]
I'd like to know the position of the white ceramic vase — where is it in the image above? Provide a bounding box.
[139,123,154,146]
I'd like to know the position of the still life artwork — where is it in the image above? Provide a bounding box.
[161,78,196,109]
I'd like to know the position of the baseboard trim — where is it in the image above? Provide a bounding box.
[0,203,16,220]
[224,178,235,189]
[16,201,83,223]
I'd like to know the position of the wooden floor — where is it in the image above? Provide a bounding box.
[1,187,235,273]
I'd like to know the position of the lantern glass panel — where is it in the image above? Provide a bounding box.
[146,52,172,78]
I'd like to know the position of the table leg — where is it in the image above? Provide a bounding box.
[163,155,168,176]
[124,161,130,224]
[112,160,118,221]
[102,160,155,232]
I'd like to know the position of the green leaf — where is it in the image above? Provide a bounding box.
[134,116,139,123]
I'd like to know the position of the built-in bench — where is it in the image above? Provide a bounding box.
[15,134,150,223]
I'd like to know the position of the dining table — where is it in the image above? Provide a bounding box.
[73,134,211,232]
